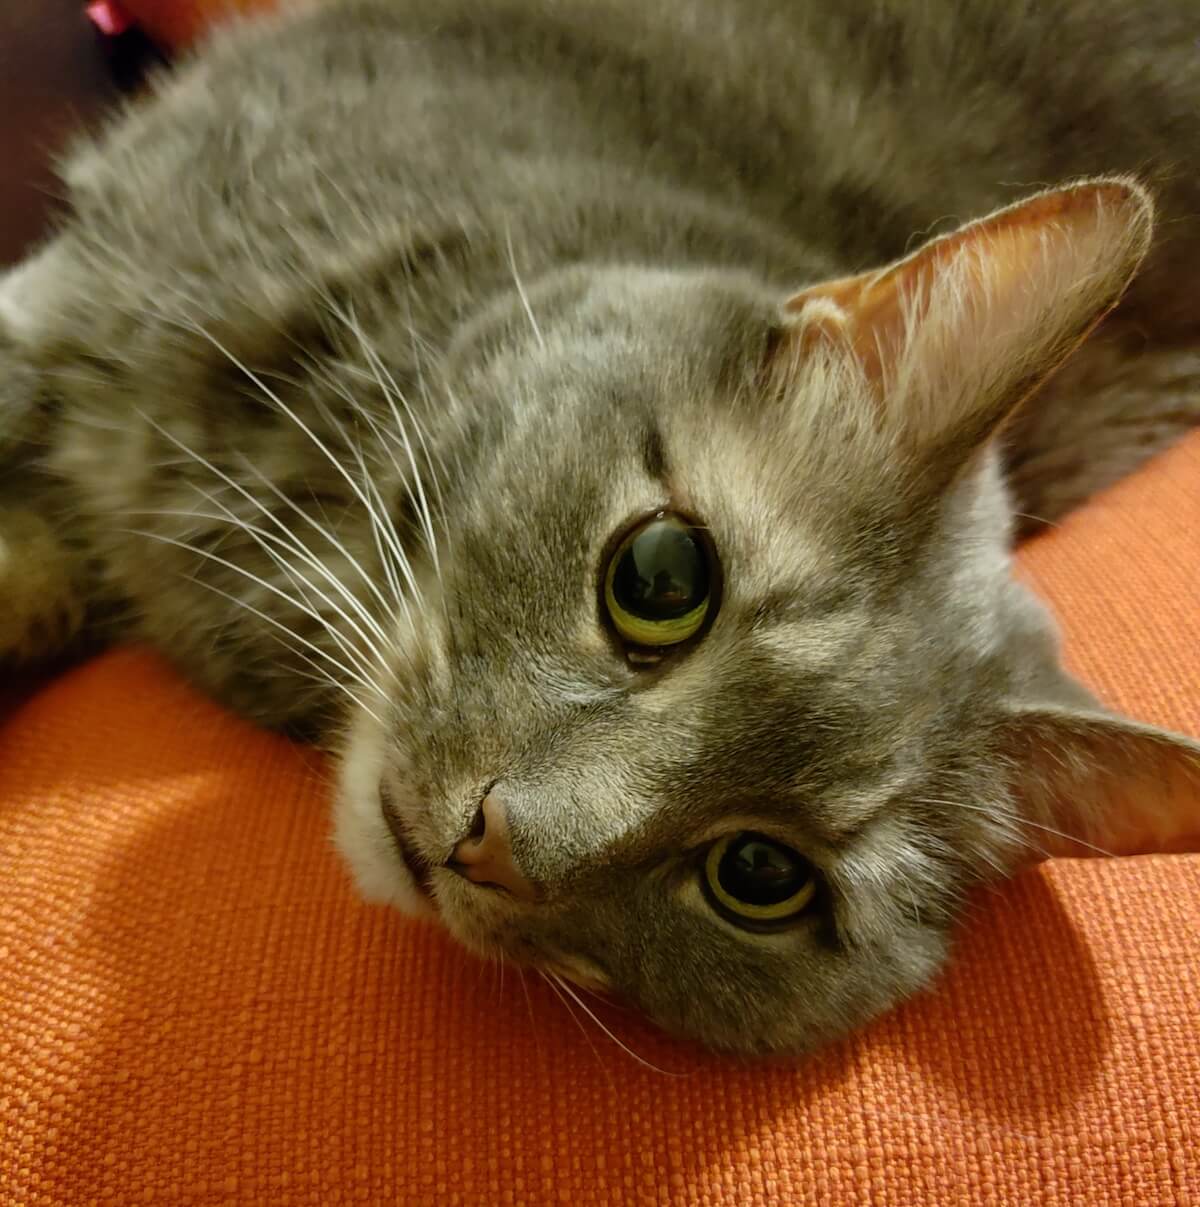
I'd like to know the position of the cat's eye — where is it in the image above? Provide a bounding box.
[603,513,713,649]
[702,832,817,927]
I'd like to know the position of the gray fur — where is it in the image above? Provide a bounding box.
[1,0,1198,1055]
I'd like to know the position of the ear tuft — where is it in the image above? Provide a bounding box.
[778,179,1155,485]
[1001,706,1200,862]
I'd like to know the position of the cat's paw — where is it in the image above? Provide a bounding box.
[0,510,85,663]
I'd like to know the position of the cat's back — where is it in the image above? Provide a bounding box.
[321,0,1200,265]
[27,0,1200,347]
[65,0,1200,266]
[513,0,1199,264]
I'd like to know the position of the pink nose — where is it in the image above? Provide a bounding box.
[448,791,537,901]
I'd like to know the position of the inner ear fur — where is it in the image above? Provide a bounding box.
[999,705,1200,862]
[776,179,1154,480]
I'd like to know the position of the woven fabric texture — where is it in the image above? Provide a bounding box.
[1,429,1198,1206]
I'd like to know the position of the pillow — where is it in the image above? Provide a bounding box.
[2,430,1197,1204]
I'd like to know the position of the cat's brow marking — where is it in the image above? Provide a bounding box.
[641,423,668,481]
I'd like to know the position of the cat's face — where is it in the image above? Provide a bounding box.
[334,182,1200,1054]
[336,269,1008,1053]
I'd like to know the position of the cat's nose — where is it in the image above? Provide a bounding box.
[447,790,537,901]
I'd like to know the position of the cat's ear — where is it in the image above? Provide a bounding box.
[998,705,1200,862]
[780,179,1153,478]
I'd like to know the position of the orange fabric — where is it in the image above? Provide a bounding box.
[117,0,277,50]
[1,430,1198,1206]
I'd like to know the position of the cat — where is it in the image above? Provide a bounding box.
[1,0,1199,1056]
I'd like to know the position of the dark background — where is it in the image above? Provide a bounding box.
[0,1,158,266]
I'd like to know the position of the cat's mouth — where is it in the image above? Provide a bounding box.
[379,783,435,900]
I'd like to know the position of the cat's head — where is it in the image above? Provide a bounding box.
[334,180,1200,1055]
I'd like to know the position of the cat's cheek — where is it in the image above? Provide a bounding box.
[332,792,435,917]
[331,710,435,919]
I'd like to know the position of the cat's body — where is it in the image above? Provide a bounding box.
[2,0,1199,1054]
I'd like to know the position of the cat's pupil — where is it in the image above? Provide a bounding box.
[610,518,707,621]
[719,834,810,906]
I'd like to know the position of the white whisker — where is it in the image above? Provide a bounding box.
[272,355,424,622]
[517,968,539,1045]
[178,571,386,725]
[138,410,403,631]
[505,221,545,351]
[539,970,608,1075]
[330,301,443,579]
[546,972,680,1076]
[346,428,423,612]
[274,650,388,728]
[235,452,406,627]
[119,527,383,693]
[128,500,396,666]
[170,319,416,614]
[917,795,1115,859]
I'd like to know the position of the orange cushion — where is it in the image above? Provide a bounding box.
[2,429,1198,1204]
[115,0,277,50]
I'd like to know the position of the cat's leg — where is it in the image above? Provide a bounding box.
[0,252,94,664]
[0,430,90,667]
[0,503,88,664]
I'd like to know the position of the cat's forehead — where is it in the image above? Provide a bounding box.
[423,268,973,839]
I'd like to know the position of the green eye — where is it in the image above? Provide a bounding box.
[603,513,712,648]
[703,832,817,926]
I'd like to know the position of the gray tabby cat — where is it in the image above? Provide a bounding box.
[1,0,1198,1055]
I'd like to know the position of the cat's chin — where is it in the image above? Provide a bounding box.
[332,708,437,919]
